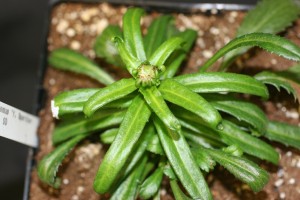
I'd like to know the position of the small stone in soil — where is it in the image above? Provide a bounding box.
[274,178,284,187]
[230,11,238,18]
[70,41,81,50]
[71,194,79,200]
[202,50,213,58]
[80,172,85,178]
[271,58,278,65]
[210,27,220,35]
[281,106,287,112]
[80,8,99,22]
[49,78,56,86]
[63,178,69,185]
[285,110,299,119]
[286,151,292,157]
[296,160,300,168]
[77,186,85,194]
[280,192,286,199]
[160,189,167,196]
[277,168,285,178]
[56,19,69,33]
[288,178,296,185]
[66,28,76,37]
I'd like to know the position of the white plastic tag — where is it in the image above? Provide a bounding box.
[0,101,39,147]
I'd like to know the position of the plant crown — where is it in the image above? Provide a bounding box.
[39,0,300,199]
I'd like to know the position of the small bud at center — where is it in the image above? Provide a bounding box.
[136,64,161,87]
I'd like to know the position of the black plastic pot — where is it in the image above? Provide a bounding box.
[22,1,257,199]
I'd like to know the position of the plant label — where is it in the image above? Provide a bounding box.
[0,101,39,147]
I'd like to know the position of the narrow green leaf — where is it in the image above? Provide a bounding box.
[93,25,124,67]
[144,15,175,58]
[52,90,133,118]
[139,166,164,199]
[153,116,212,200]
[204,148,269,192]
[222,0,300,69]
[265,121,300,149]
[220,120,279,164]
[140,87,181,139]
[100,128,118,144]
[54,88,99,105]
[149,37,184,67]
[53,110,124,145]
[93,95,151,193]
[255,71,299,101]
[142,161,157,181]
[162,29,197,79]
[203,94,268,134]
[38,134,88,188]
[123,8,146,61]
[174,72,269,98]
[182,128,224,149]
[83,78,137,117]
[52,88,99,118]
[190,148,216,172]
[48,48,114,85]
[172,108,224,149]
[238,0,299,37]
[159,79,222,129]
[200,33,300,72]
[147,134,165,155]
[171,105,207,126]
[110,156,147,200]
[173,107,278,164]
[170,180,193,200]
[103,94,135,109]
[113,36,142,75]
[163,164,177,180]
[123,125,155,176]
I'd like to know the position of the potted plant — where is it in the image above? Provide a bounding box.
[29,0,300,199]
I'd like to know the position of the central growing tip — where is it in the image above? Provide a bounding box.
[135,64,164,87]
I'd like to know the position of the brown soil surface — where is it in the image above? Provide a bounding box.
[29,2,300,200]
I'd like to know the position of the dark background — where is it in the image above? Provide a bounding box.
[0,0,47,199]
[0,0,257,199]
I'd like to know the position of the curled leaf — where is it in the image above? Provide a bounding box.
[265,121,300,149]
[175,72,269,98]
[200,33,300,72]
[220,120,279,164]
[38,134,88,188]
[204,148,269,192]
[53,110,124,145]
[48,48,114,85]
[203,94,268,135]
[149,37,184,67]
[94,25,124,67]
[139,166,164,199]
[140,87,181,139]
[93,95,151,193]
[83,78,137,117]
[123,8,146,61]
[154,116,212,200]
[159,79,222,129]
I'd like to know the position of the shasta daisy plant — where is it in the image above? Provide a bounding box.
[38,1,300,199]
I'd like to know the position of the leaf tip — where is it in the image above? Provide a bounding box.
[51,100,59,119]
